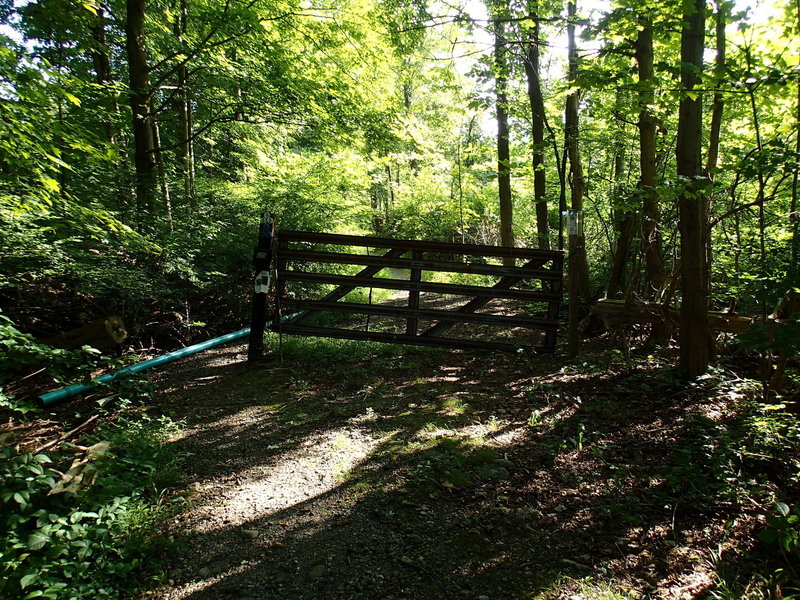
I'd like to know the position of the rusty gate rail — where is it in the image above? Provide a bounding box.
[270,230,564,352]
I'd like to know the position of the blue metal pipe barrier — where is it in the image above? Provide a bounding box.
[40,327,256,406]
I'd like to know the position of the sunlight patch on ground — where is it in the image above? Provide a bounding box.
[150,556,254,600]
[182,425,389,532]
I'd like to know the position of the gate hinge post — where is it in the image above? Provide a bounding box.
[248,212,275,363]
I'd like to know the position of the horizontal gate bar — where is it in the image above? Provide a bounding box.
[274,323,553,353]
[277,270,562,302]
[278,230,564,261]
[420,256,562,339]
[279,249,560,280]
[281,299,559,329]
[287,247,407,326]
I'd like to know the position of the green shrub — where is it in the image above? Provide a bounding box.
[0,412,183,600]
[0,312,89,415]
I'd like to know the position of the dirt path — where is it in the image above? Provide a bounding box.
[142,337,757,600]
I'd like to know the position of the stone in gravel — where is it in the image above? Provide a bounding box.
[309,564,326,579]
[515,507,539,520]
[241,528,260,539]
[197,567,210,578]
[494,467,510,480]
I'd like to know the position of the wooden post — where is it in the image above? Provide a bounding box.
[565,210,584,357]
[247,213,274,363]
[546,254,563,352]
[274,236,289,327]
[406,250,423,335]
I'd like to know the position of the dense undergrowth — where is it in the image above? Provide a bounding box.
[3,304,800,598]
[1,317,186,600]
[1,412,184,600]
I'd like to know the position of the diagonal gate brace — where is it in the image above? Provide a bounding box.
[420,257,549,338]
[286,247,408,326]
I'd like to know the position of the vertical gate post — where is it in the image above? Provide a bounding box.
[274,236,289,326]
[545,254,564,352]
[247,213,274,363]
[406,250,423,335]
[564,210,584,357]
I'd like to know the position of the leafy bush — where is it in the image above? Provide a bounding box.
[738,316,800,358]
[0,312,89,415]
[0,413,183,600]
[759,502,800,558]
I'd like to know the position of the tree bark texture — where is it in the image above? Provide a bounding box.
[565,0,590,300]
[174,0,195,206]
[126,0,157,217]
[677,0,709,377]
[494,16,514,262]
[524,2,550,250]
[635,21,666,303]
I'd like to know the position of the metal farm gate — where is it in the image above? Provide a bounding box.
[247,221,564,360]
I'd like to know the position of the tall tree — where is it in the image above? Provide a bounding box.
[606,93,634,298]
[126,0,156,218]
[173,0,195,206]
[492,2,514,258]
[635,15,668,339]
[704,0,727,308]
[705,0,727,178]
[90,5,114,143]
[635,18,666,298]
[524,2,550,250]
[677,0,709,377]
[792,0,800,279]
[565,0,591,355]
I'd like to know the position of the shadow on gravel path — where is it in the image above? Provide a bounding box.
[143,336,747,600]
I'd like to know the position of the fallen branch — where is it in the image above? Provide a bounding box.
[34,414,100,455]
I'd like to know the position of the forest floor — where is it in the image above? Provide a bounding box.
[125,332,798,600]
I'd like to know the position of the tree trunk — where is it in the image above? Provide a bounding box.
[493,13,514,262]
[91,6,116,144]
[635,20,668,339]
[565,0,590,356]
[524,2,549,250]
[792,23,799,276]
[704,1,726,309]
[150,103,172,230]
[126,0,156,218]
[174,0,195,207]
[607,125,633,298]
[636,21,665,296]
[705,2,726,177]
[677,0,709,377]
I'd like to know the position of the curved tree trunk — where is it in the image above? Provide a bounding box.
[524,2,550,250]
[565,0,590,356]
